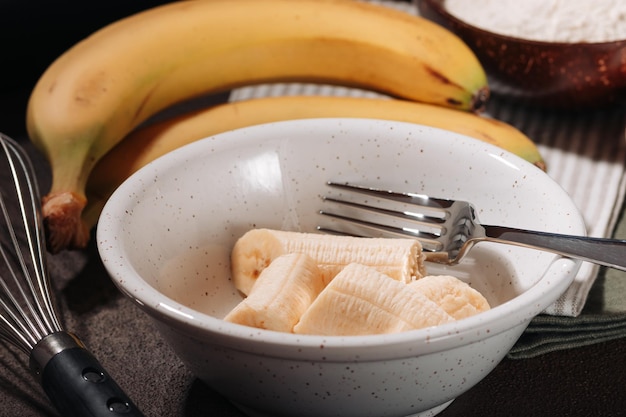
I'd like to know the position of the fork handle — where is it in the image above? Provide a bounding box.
[483,225,626,271]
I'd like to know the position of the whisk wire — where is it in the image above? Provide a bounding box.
[0,136,61,352]
[0,198,47,351]
[12,140,63,336]
[0,241,38,352]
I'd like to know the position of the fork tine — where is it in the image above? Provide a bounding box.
[327,182,455,210]
[319,182,454,252]
[317,210,445,252]
[323,196,447,224]
[321,197,446,235]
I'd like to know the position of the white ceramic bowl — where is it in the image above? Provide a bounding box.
[97,118,584,417]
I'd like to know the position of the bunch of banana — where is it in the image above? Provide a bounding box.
[26,0,491,252]
[225,229,490,335]
[81,96,546,233]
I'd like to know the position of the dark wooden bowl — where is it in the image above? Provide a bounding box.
[415,0,626,108]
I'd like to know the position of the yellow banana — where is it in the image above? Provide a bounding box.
[26,0,488,252]
[224,253,324,332]
[82,95,545,234]
[230,228,426,296]
[293,263,455,336]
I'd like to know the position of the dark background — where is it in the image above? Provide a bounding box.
[0,0,171,93]
[0,0,172,138]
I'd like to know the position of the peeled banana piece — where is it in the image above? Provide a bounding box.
[81,95,546,232]
[230,229,426,296]
[26,0,488,253]
[293,263,455,336]
[408,275,490,320]
[224,253,324,332]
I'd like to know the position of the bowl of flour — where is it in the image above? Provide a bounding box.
[416,0,626,108]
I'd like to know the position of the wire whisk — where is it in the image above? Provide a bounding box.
[0,133,144,417]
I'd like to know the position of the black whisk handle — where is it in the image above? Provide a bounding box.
[30,332,145,417]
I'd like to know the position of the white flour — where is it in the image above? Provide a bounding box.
[444,0,626,43]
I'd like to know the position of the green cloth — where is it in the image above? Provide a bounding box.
[509,204,626,359]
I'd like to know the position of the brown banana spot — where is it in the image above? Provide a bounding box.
[424,66,457,86]
[73,71,111,107]
[424,65,490,112]
[446,97,463,107]
[132,84,158,125]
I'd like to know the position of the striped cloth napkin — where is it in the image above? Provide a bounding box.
[229,0,626,357]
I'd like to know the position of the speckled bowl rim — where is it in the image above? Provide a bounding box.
[97,118,584,361]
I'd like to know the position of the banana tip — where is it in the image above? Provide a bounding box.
[535,160,547,172]
[471,86,490,113]
[42,192,90,253]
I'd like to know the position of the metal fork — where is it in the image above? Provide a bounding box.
[318,182,626,271]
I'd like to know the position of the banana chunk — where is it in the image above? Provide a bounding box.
[293,263,454,336]
[231,229,426,295]
[224,253,324,332]
[408,275,490,320]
